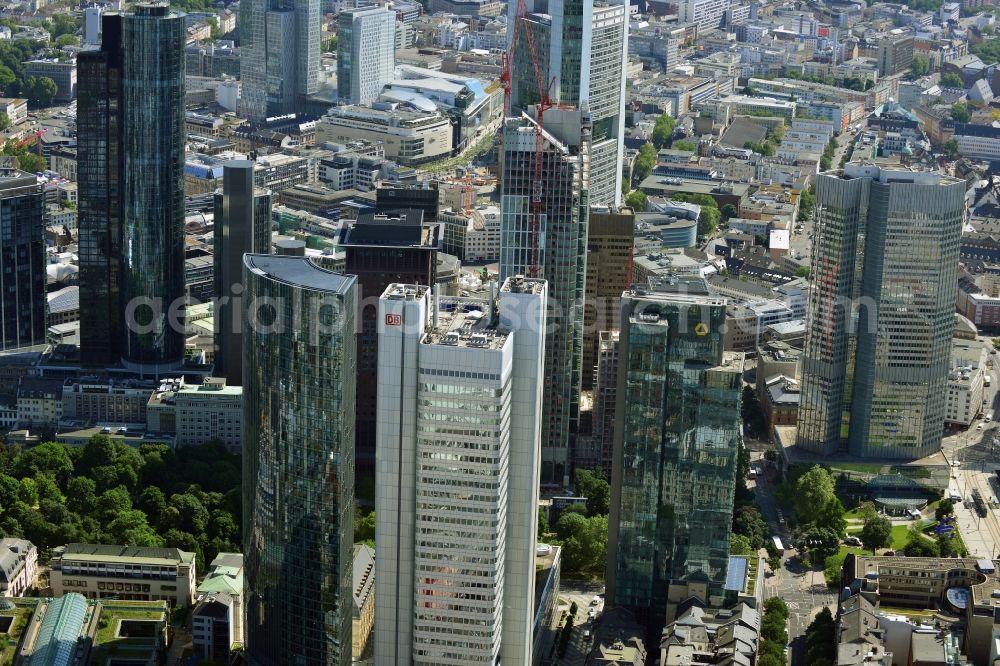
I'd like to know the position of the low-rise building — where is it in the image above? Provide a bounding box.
[724,299,796,351]
[352,544,374,661]
[16,376,63,429]
[50,543,197,608]
[146,377,243,452]
[62,376,157,427]
[317,104,454,166]
[192,552,244,662]
[0,98,27,126]
[23,59,76,102]
[660,603,760,666]
[439,205,500,262]
[0,538,36,597]
[759,374,800,434]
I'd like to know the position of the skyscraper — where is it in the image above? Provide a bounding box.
[337,7,396,106]
[582,206,635,390]
[78,4,186,373]
[242,254,356,666]
[340,211,438,489]
[606,278,743,623]
[0,164,44,351]
[508,0,627,207]
[240,0,321,124]
[797,165,966,458]
[500,108,590,486]
[374,276,546,666]
[213,161,272,385]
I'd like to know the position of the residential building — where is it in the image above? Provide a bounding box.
[213,161,273,385]
[16,377,63,429]
[797,165,966,458]
[0,538,36,597]
[583,206,635,390]
[375,277,547,666]
[0,98,27,126]
[192,552,244,662]
[509,0,626,207]
[660,604,760,666]
[23,60,76,102]
[242,254,356,666]
[338,7,396,106]
[49,543,197,607]
[340,211,438,483]
[146,377,243,451]
[606,278,744,624]
[501,108,591,486]
[0,166,44,352]
[78,5,186,371]
[239,0,320,123]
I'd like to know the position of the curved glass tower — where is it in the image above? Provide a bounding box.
[120,3,186,372]
[242,254,356,666]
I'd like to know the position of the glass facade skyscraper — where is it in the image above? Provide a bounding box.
[606,279,743,622]
[242,254,356,666]
[0,167,44,351]
[500,108,591,486]
[78,4,186,373]
[213,161,273,385]
[336,7,396,106]
[797,165,966,458]
[509,0,627,207]
[240,0,320,124]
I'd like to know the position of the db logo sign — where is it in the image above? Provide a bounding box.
[385,314,402,326]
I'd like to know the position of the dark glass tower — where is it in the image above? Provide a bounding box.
[78,3,186,372]
[0,165,45,351]
[213,161,272,385]
[606,278,743,625]
[242,254,356,666]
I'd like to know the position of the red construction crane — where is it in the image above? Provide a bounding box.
[14,128,47,158]
[502,0,555,277]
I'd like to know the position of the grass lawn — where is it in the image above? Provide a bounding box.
[844,523,916,551]
[827,462,884,475]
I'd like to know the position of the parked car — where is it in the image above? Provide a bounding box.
[845,536,863,547]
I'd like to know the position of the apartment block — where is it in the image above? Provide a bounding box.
[0,538,37,597]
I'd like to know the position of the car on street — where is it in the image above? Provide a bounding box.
[590,596,600,606]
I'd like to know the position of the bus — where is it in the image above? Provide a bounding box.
[771,536,784,556]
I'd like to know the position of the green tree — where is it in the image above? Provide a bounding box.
[733,505,769,549]
[167,493,210,535]
[698,206,720,236]
[940,72,964,87]
[803,526,840,566]
[804,606,837,666]
[51,14,78,39]
[910,53,930,77]
[538,507,549,539]
[796,266,811,278]
[107,510,162,547]
[903,524,940,557]
[720,203,738,221]
[0,474,19,508]
[324,36,338,52]
[794,466,846,535]
[625,189,647,211]
[651,114,676,149]
[55,34,78,47]
[936,499,955,521]
[633,142,657,183]
[138,486,167,525]
[65,476,96,515]
[952,101,972,123]
[730,534,754,555]
[943,137,959,158]
[22,75,57,107]
[17,477,38,506]
[207,17,222,40]
[355,510,375,546]
[672,139,696,151]
[13,442,73,482]
[575,469,610,516]
[859,514,892,553]
[96,486,132,522]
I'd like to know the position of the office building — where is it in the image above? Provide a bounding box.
[239,0,320,123]
[593,330,620,472]
[23,60,76,103]
[500,108,590,485]
[0,165,44,351]
[677,0,731,30]
[877,31,914,76]
[78,4,186,372]
[49,543,197,607]
[583,206,635,390]
[192,552,244,662]
[351,545,375,663]
[340,211,438,485]
[242,254,356,666]
[508,0,626,207]
[337,7,395,106]
[213,161,273,384]
[606,278,744,623]
[147,377,244,452]
[375,276,546,666]
[797,165,966,458]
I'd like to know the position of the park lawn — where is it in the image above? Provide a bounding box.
[844,524,913,551]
